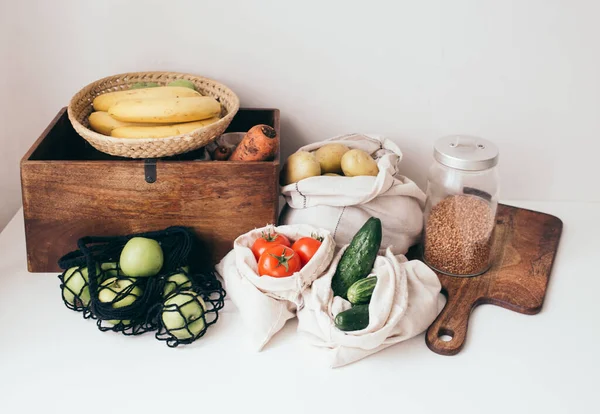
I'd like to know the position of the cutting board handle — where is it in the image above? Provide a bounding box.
[426,288,480,356]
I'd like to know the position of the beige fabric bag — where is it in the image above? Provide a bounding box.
[215,224,335,351]
[280,134,426,255]
[297,246,442,368]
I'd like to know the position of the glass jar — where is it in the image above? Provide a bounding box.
[422,135,500,277]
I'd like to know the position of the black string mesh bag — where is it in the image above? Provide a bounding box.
[57,226,226,347]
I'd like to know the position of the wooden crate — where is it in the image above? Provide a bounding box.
[21,108,280,272]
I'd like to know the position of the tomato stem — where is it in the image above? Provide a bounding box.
[268,251,295,272]
[261,230,279,243]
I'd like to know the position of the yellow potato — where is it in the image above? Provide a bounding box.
[314,144,350,174]
[92,86,200,111]
[109,96,221,124]
[282,151,321,185]
[341,149,379,177]
[111,117,220,139]
[88,111,153,136]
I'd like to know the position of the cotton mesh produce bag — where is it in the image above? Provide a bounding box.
[57,226,226,347]
[297,246,442,368]
[216,224,335,351]
[279,134,426,255]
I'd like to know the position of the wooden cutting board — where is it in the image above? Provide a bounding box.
[423,204,563,356]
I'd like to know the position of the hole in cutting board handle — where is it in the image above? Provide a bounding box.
[438,328,454,342]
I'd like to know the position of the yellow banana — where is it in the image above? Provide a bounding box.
[92,86,200,112]
[88,111,155,136]
[111,117,220,139]
[108,96,221,124]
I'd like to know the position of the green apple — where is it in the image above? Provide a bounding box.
[98,276,143,325]
[163,266,191,298]
[109,319,132,326]
[130,82,160,89]
[161,291,206,340]
[119,237,164,277]
[62,264,101,307]
[101,262,120,278]
[167,79,196,90]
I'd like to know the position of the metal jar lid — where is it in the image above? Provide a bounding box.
[434,135,499,171]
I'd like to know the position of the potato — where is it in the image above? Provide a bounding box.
[314,144,350,174]
[282,151,321,185]
[341,149,379,177]
[323,173,342,176]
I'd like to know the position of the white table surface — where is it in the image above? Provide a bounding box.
[1,201,598,414]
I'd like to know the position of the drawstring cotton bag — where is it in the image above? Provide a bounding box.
[280,134,426,255]
[297,246,442,368]
[216,224,335,351]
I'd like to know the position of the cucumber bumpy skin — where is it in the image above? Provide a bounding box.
[331,217,382,299]
[347,276,377,305]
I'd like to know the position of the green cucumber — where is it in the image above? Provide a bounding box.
[347,276,377,305]
[331,217,382,299]
[334,305,370,331]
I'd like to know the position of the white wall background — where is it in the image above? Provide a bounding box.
[1,0,599,231]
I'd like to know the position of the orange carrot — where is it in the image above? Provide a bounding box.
[229,124,279,161]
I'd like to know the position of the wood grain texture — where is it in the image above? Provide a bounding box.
[423,204,563,356]
[21,108,280,272]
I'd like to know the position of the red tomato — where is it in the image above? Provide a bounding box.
[257,245,302,278]
[251,231,291,261]
[292,237,322,266]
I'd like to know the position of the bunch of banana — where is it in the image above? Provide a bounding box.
[88,80,222,139]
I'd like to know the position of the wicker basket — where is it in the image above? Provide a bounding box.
[68,71,240,158]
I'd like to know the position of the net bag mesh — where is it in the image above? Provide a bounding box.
[57,226,226,347]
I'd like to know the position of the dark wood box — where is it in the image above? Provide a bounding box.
[21,108,280,272]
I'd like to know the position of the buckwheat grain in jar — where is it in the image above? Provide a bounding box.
[423,135,499,277]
